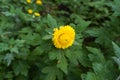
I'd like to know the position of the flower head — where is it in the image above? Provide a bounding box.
[52,25,75,49]
[26,0,31,3]
[34,12,40,17]
[36,0,42,5]
[27,9,33,14]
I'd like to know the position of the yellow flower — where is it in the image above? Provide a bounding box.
[36,0,42,5]
[52,25,75,49]
[34,12,40,17]
[27,9,33,14]
[26,0,31,3]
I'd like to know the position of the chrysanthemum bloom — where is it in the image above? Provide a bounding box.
[26,0,31,3]
[27,9,33,14]
[36,0,42,5]
[52,25,75,49]
[34,12,40,17]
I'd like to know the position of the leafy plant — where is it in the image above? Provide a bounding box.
[0,0,120,80]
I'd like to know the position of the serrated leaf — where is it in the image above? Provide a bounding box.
[10,47,19,54]
[112,57,120,70]
[92,63,104,75]
[13,61,29,76]
[107,0,120,16]
[19,27,32,33]
[57,54,68,74]
[64,49,71,59]
[42,35,52,40]
[112,42,120,56]
[65,49,90,67]
[79,20,91,32]
[112,42,120,70]
[81,72,98,80]
[87,47,105,63]
[15,39,25,47]
[42,67,52,73]
[21,33,41,46]
[32,46,43,55]
[71,14,91,32]
[45,28,53,34]
[49,50,59,60]
[4,53,14,66]
[5,72,13,79]
[42,66,63,80]
[0,43,9,52]
[47,14,57,28]
[45,71,56,80]
[85,28,100,37]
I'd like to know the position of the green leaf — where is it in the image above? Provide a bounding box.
[87,47,105,63]
[19,27,33,34]
[49,51,68,74]
[78,20,91,32]
[32,46,43,56]
[71,14,91,32]
[45,28,53,34]
[12,61,29,76]
[112,42,120,56]
[107,0,120,16]
[81,72,98,80]
[57,54,68,74]
[42,66,63,80]
[92,62,115,80]
[10,46,19,54]
[86,72,98,80]
[45,72,56,80]
[92,63,104,75]
[47,14,58,28]
[5,72,13,79]
[65,49,91,67]
[91,61,117,80]
[0,43,9,52]
[113,57,120,70]
[42,67,52,73]
[64,49,72,59]
[20,33,41,46]
[2,11,15,17]
[0,55,4,63]
[4,53,14,66]
[49,50,59,60]
[112,42,120,70]
[42,35,52,40]
[15,39,25,47]
[85,28,100,37]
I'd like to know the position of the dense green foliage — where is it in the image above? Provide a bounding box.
[0,0,120,80]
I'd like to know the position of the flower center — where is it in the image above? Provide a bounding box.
[58,34,70,45]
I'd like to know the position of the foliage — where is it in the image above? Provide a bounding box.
[0,0,120,80]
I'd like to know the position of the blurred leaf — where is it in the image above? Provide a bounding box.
[107,0,120,16]
[42,66,63,80]
[112,42,120,70]
[4,53,14,66]
[85,28,100,37]
[0,43,9,52]
[32,46,43,56]
[42,35,52,40]
[57,53,68,74]
[47,14,58,28]
[49,50,59,60]
[71,14,91,32]
[87,47,105,63]
[12,61,29,76]
[20,33,41,46]
[81,72,98,80]
[112,42,120,56]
